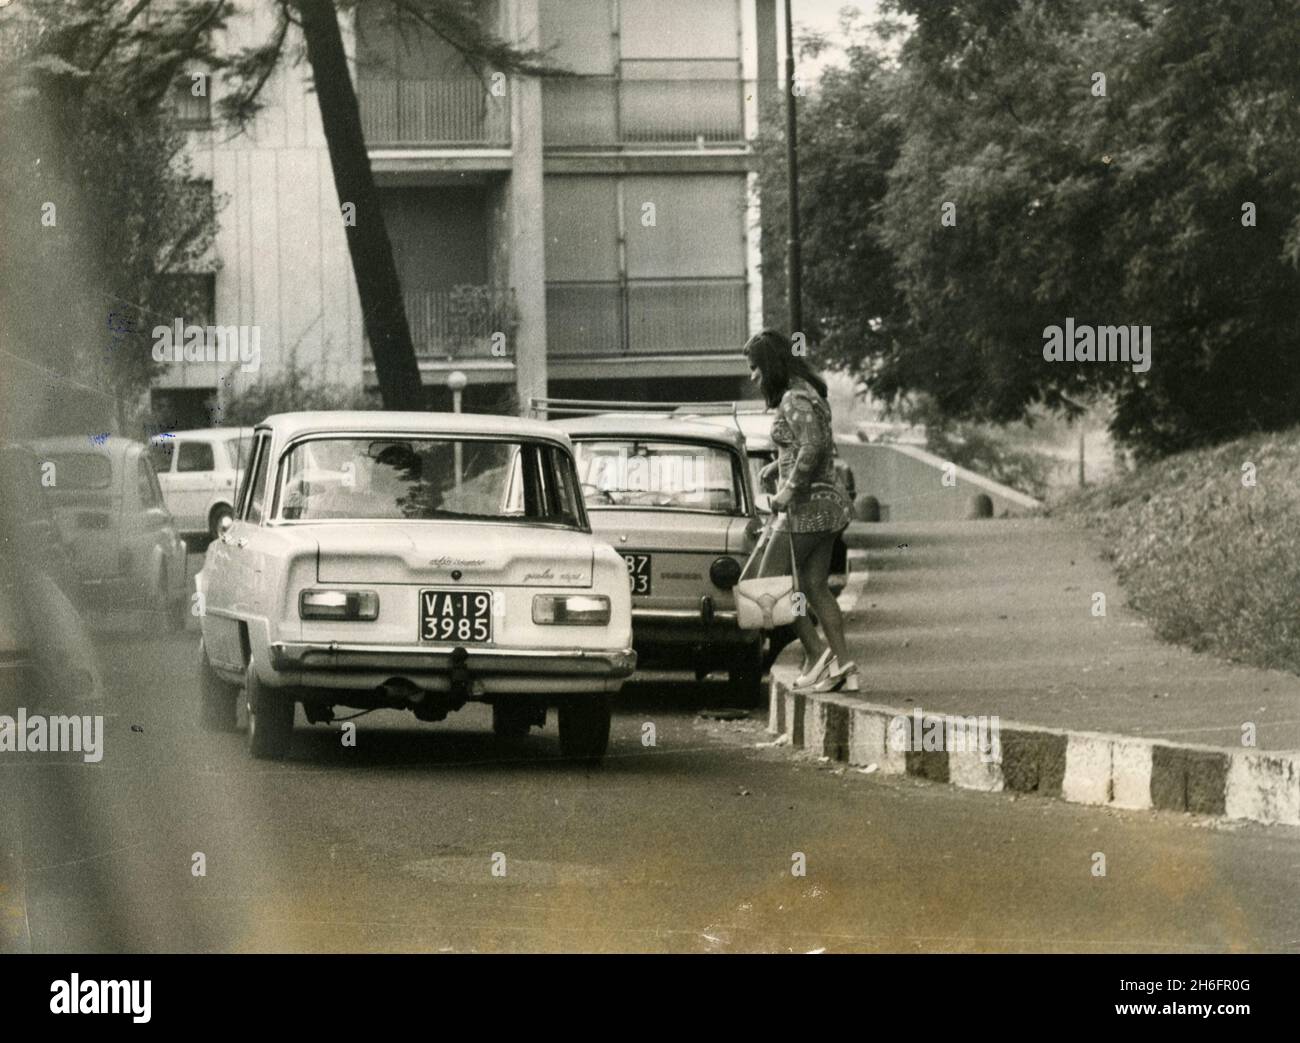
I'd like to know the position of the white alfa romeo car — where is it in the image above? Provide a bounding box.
[195,411,635,763]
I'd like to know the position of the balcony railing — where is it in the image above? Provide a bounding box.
[543,77,759,147]
[363,287,516,360]
[359,78,510,147]
[546,278,748,356]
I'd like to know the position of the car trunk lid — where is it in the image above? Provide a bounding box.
[313,521,594,587]
[587,510,756,607]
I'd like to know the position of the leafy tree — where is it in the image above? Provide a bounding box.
[778,0,1300,458]
[219,354,377,424]
[755,11,909,372]
[3,0,554,417]
[1,1,220,431]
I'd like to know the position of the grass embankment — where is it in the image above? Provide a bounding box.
[1051,428,1300,675]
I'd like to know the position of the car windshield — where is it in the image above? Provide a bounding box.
[573,439,743,513]
[274,436,585,527]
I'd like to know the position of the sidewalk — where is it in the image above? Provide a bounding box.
[768,519,1300,825]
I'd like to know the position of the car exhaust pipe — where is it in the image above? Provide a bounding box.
[380,677,425,705]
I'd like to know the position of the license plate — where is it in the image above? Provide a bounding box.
[622,553,651,596]
[420,589,492,643]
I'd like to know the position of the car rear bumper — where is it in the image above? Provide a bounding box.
[269,640,636,680]
[634,607,738,624]
[630,603,758,661]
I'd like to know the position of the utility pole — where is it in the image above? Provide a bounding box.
[1078,425,1086,487]
[784,0,802,336]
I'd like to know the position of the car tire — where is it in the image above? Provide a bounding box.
[557,695,610,765]
[492,701,534,740]
[198,639,238,732]
[727,645,767,709]
[246,660,294,761]
[153,564,186,633]
[208,504,234,539]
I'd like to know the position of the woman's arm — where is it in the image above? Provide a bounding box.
[778,392,831,491]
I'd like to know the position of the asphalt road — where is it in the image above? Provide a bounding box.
[3,559,1299,953]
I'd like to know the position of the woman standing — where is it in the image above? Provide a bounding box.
[746,329,857,693]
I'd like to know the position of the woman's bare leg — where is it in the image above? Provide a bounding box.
[793,531,850,665]
[764,528,824,661]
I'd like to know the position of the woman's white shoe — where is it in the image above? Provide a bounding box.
[794,648,833,689]
[809,659,860,694]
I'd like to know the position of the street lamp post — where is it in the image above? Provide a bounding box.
[784,0,802,337]
[448,370,467,493]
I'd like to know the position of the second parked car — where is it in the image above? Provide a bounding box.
[551,409,766,706]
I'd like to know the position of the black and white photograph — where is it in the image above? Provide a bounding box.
[0,0,1297,1009]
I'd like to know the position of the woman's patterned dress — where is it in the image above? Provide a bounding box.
[770,378,852,534]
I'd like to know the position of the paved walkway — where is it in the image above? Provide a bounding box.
[835,519,1300,752]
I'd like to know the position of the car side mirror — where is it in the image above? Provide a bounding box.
[219,514,235,534]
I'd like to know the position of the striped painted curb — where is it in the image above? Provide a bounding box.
[766,571,1300,827]
[767,676,1300,826]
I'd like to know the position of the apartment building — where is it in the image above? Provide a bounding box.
[152,0,781,424]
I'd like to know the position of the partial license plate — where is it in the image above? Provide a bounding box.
[420,589,492,643]
[622,553,652,596]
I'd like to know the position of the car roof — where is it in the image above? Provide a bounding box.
[553,414,747,450]
[258,410,571,446]
[682,410,774,449]
[27,436,138,460]
[150,427,251,444]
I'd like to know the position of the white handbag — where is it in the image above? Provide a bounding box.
[734,519,801,630]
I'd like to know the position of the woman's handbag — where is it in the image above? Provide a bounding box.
[734,519,801,630]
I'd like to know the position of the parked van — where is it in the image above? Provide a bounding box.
[148,427,253,539]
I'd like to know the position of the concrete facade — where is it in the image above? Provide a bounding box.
[152,0,780,426]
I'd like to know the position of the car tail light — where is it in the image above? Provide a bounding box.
[709,556,742,590]
[299,589,379,621]
[532,594,610,626]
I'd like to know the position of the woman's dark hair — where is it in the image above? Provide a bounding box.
[744,328,828,408]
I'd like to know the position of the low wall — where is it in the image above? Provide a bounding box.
[836,440,1041,521]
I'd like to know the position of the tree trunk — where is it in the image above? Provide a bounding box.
[297,0,425,410]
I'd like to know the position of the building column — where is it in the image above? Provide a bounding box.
[508,0,547,415]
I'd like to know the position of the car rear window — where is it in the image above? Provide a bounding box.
[573,439,743,514]
[44,453,112,490]
[274,436,586,528]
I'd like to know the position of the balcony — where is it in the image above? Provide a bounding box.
[359,78,510,147]
[546,278,748,356]
[543,77,753,148]
[365,287,516,361]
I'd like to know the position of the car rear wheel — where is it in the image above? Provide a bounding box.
[246,660,294,760]
[153,564,186,633]
[558,695,610,764]
[168,568,188,632]
[208,504,234,539]
[727,644,767,709]
[492,701,540,739]
[198,639,239,732]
